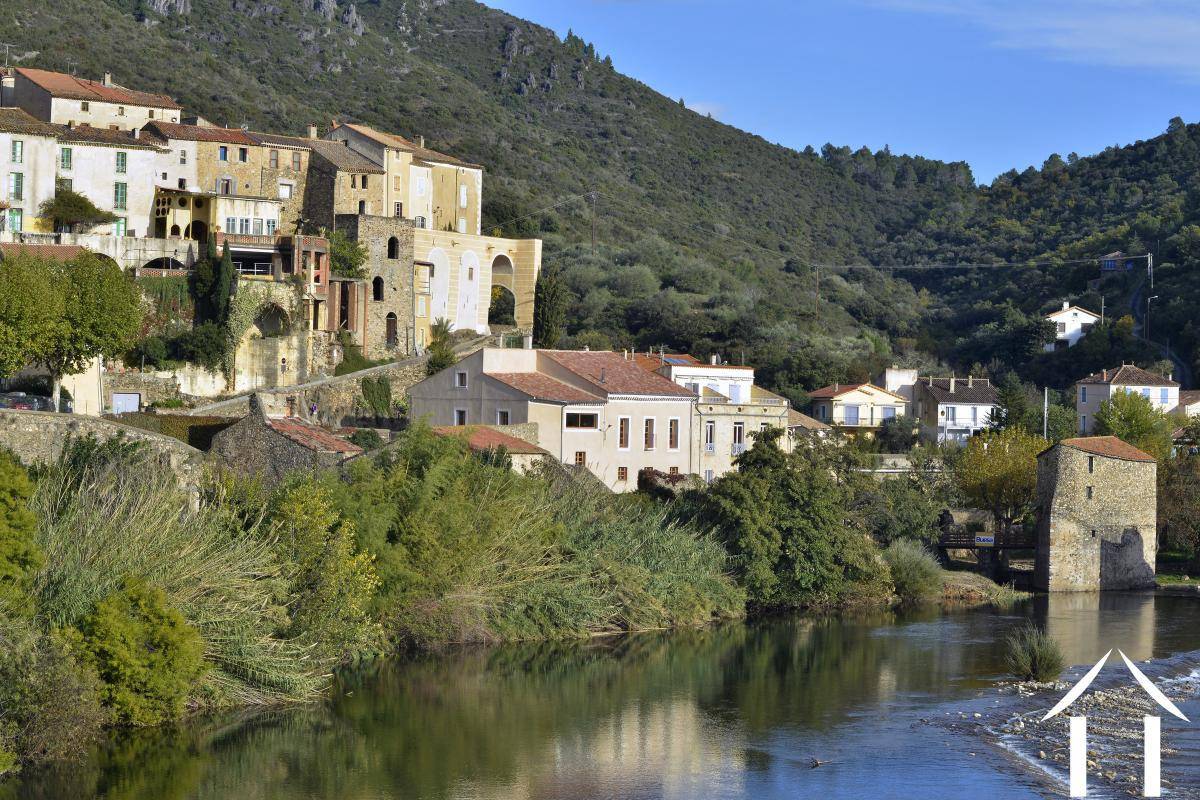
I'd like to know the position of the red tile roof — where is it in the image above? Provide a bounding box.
[1077,364,1178,388]
[141,121,258,146]
[808,382,904,400]
[0,108,60,136]
[267,417,363,455]
[1057,436,1156,463]
[55,123,163,150]
[16,68,181,110]
[433,425,548,455]
[1177,390,1200,407]
[542,350,694,397]
[0,243,86,262]
[788,409,831,431]
[487,372,601,403]
[335,122,482,169]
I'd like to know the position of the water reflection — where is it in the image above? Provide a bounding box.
[13,594,1200,800]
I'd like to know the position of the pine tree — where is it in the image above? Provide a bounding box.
[532,263,567,349]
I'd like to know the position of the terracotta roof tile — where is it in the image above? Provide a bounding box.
[1077,364,1178,388]
[0,108,60,137]
[788,408,831,431]
[55,124,163,150]
[1057,436,1156,463]
[141,121,258,146]
[631,352,752,373]
[486,372,601,403]
[542,350,694,397]
[267,417,363,454]
[433,425,548,455]
[808,382,905,401]
[337,123,481,169]
[1178,390,1200,407]
[16,68,181,110]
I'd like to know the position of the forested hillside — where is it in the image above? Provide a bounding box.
[1,0,1197,392]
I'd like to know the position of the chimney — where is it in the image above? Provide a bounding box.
[102,71,113,87]
[522,333,532,350]
[710,354,719,366]
[926,376,932,386]
[418,135,425,148]
[132,128,139,139]
[307,123,318,139]
[1062,300,1070,311]
[949,376,956,393]
[1102,368,1107,380]
[599,368,607,384]
[968,375,973,388]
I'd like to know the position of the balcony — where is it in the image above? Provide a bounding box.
[704,442,715,454]
[731,442,748,456]
[215,232,277,251]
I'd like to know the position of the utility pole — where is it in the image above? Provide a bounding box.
[590,191,597,255]
[1043,387,1048,439]
[1100,296,1105,326]
[0,43,14,68]
[1148,252,1154,289]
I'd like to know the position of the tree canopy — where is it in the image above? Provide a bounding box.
[1093,390,1175,461]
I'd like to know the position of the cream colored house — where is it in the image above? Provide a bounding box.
[633,352,791,483]
[1044,301,1100,352]
[55,124,162,238]
[5,68,181,132]
[0,109,58,234]
[407,348,695,492]
[807,382,906,436]
[1076,364,1179,434]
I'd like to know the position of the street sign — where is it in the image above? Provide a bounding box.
[974,534,995,548]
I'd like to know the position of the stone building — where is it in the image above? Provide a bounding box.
[335,213,414,359]
[1034,436,1157,592]
[210,394,362,484]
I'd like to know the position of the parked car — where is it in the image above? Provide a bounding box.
[0,392,55,411]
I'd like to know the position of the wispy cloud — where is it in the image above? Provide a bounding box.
[871,0,1200,80]
[686,100,725,119]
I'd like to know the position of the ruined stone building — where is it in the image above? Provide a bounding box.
[1034,436,1157,592]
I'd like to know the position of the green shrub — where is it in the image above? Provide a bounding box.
[171,322,226,372]
[882,540,943,603]
[348,428,384,451]
[68,579,206,726]
[0,451,40,616]
[113,413,234,451]
[127,335,171,369]
[1005,624,1065,682]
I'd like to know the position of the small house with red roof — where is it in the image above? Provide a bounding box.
[1034,436,1157,591]
[5,67,181,132]
[432,425,550,474]
[210,394,362,485]
[1075,365,1179,435]
[407,348,696,491]
[807,382,906,437]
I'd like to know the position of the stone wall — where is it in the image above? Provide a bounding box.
[1034,446,1157,591]
[0,410,203,477]
[336,214,416,359]
[104,370,185,410]
[209,396,348,485]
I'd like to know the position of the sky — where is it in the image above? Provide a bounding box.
[484,0,1200,183]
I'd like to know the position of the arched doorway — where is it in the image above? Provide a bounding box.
[489,254,517,326]
[169,224,181,237]
[428,247,451,320]
[184,220,208,246]
[385,312,398,348]
[372,275,384,301]
[251,304,290,338]
[387,237,400,259]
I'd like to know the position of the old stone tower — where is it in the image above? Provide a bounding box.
[336,214,415,359]
[1034,436,1157,592]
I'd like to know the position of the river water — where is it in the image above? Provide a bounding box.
[13,592,1200,800]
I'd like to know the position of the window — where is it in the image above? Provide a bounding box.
[218,146,228,161]
[454,409,467,426]
[1161,388,1169,404]
[278,182,294,199]
[1142,388,1151,400]
[618,417,630,449]
[387,237,400,259]
[113,182,127,210]
[148,109,154,119]
[644,418,656,450]
[669,467,680,475]
[971,406,978,424]
[414,215,427,229]
[112,217,126,237]
[1080,414,1087,434]
[704,469,714,484]
[59,147,71,170]
[238,147,248,163]
[371,276,385,301]
[574,451,586,467]
[292,152,301,171]
[117,106,125,116]
[8,172,22,201]
[358,200,366,214]
[6,208,21,232]
[818,404,828,421]
[81,101,89,112]
[225,216,237,234]
[617,466,628,482]
[179,149,187,165]
[175,177,185,190]
[705,420,715,452]
[454,371,468,388]
[361,175,368,189]
[417,296,427,317]
[10,140,21,165]
[218,178,232,195]
[1088,456,1095,474]
[457,217,467,233]
[115,151,127,174]
[844,404,860,425]
[1080,387,1087,403]
[394,202,402,217]
[1056,321,1067,334]
[1086,485,1094,500]
[266,219,276,236]
[252,218,264,235]
[882,406,896,420]
[459,184,468,208]
[946,406,957,423]
[566,412,598,429]
[668,418,680,450]
[269,150,279,169]
[733,422,745,445]
[467,266,474,281]
[497,410,510,425]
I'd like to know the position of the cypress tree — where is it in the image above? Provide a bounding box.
[532,262,567,349]
[212,242,235,324]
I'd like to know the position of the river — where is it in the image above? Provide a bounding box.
[12,592,1200,799]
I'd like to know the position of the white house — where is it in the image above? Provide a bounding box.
[5,68,182,132]
[1076,364,1179,434]
[1045,301,1101,352]
[880,366,919,415]
[913,376,1000,445]
[0,108,58,235]
[55,124,163,238]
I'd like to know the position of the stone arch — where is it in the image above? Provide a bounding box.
[142,256,188,272]
[91,253,120,270]
[372,275,384,301]
[428,247,451,320]
[490,254,515,293]
[457,250,481,332]
[250,304,290,338]
[169,224,181,237]
[184,220,208,245]
[387,236,400,259]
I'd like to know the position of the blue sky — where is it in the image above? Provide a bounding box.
[484,0,1200,183]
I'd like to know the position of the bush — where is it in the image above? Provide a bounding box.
[171,322,226,372]
[348,428,384,451]
[0,451,41,615]
[882,540,943,603]
[67,579,206,726]
[113,413,234,451]
[127,335,171,369]
[1005,624,1065,682]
